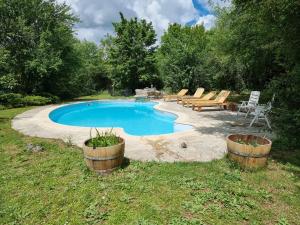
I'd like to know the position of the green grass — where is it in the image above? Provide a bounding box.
[0,107,300,225]
[75,91,132,101]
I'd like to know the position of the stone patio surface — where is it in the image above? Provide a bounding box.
[12,100,270,162]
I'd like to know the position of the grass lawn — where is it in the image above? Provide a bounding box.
[74,91,132,101]
[0,107,300,225]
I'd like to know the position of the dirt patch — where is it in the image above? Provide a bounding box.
[145,138,184,161]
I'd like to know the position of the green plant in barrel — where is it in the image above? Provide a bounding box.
[86,128,120,148]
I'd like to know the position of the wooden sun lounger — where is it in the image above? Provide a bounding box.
[163,89,188,101]
[182,91,217,107]
[177,88,204,104]
[191,90,231,111]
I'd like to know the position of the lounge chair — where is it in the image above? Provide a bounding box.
[237,91,260,118]
[163,89,188,101]
[192,90,231,111]
[182,91,217,107]
[249,102,272,129]
[177,88,204,104]
[249,94,275,129]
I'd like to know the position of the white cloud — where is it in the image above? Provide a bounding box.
[129,0,198,37]
[210,0,231,8]
[195,14,216,30]
[56,0,230,43]
[57,0,137,42]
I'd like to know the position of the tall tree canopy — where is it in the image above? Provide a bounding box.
[155,0,299,148]
[0,0,80,98]
[71,41,109,96]
[210,0,300,147]
[157,24,209,93]
[107,13,160,93]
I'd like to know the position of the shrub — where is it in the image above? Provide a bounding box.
[269,68,300,149]
[38,92,60,103]
[0,93,54,108]
[0,93,24,107]
[22,96,52,106]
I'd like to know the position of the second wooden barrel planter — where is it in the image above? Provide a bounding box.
[83,129,125,174]
[226,134,272,169]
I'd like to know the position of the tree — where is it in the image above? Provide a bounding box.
[0,47,18,92]
[208,3,286,91]
[157,24,209,93]
[70,40,110,96]
[107,13,160,93]
[209,0,300,148]
[0,0,80,98]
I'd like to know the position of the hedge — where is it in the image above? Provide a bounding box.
[0,93,59,108]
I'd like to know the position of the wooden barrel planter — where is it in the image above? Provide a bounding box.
[83,137,125,174]
[226,134,272,169]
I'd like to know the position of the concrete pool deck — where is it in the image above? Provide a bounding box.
[12,100,271,162]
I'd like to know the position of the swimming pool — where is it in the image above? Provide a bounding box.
[49,101,193,136]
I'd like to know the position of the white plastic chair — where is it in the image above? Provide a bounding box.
[237,91,260,117]
[249,95,274,129]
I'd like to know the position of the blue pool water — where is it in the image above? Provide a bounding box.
[49,101,193,136]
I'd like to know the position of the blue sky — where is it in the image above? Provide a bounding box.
[186,0,214,27]
[57,0,230,43]
[192,0,211,16]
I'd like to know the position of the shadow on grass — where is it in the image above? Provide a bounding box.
[270,146,300,179]
[0,117,9,123]
[120,157,130,169]
[270,140,300,165]
[81,157,131,176]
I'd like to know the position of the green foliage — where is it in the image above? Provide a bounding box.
[154,0,299,148]
[206,7,281,91]
[0,74,18,93]
[268,63,300,149]
[0,93,24,107]
[157,24,209,93]
[86,129,120,148]
[0,48,18,92]
[71,40,110,96]
[0,0,110,99]
[235,138,260,147]
[106,13,160,93]
[198,0,300,148]
[38,92,60,103]
[0,93,53,108]
[0,0,80,98]
[21,95,52,106]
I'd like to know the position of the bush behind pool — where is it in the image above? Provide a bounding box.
[0,93,59,108]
